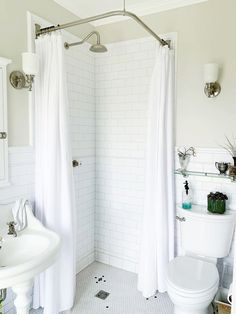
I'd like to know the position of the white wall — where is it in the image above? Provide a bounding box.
[0,0,94,146]
[3,0,236,148]
[97,0,236,148]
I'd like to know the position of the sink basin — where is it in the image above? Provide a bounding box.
[0,203,60,313]
[0,233,50,267]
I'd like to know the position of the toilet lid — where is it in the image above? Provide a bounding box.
[167,256,219,294]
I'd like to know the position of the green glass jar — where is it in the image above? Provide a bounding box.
[207,192,228,214]
[208,199,226,214]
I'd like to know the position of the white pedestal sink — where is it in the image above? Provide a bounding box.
[0,203,60,314]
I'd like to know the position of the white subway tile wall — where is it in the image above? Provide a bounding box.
[65,33,96,272]
[95,37,157,273]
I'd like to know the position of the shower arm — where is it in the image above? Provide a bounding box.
[64,31,101,48]
[35,10,169,47]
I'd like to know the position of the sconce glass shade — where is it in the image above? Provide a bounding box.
[22,52,39,75]
[204,63,219,83]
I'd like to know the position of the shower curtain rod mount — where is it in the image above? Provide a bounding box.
[35,10,169,47]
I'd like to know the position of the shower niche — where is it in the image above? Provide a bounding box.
[0,57,11,187]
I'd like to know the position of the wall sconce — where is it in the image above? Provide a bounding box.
[204,63,221,98]
[9,52,39,91]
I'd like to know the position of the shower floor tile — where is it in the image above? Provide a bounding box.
[30,262,173,314]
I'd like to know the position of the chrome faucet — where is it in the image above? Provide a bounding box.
[7,221,17,237]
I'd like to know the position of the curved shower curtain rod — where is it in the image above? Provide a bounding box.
[35,9,169,47]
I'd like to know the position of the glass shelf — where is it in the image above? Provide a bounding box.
[175,169,236,182]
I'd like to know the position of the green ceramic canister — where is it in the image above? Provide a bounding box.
[208,199,226,214]
[207,192,228,214]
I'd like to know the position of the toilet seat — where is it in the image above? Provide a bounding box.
[167,256,219,296]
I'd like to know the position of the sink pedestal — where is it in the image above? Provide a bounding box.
[12,280,33,314]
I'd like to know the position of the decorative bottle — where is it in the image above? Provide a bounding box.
[182,180,192,210]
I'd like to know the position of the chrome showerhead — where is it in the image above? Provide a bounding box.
[64,31,107,53]
[90,43,107,53]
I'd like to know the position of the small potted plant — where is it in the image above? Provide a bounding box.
[207,192,228,214]
[177,147,196,173]
[221,136,236,179]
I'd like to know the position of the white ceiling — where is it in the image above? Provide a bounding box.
[54,0,208,26]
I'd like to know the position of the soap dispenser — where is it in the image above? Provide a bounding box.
[182,180,192,210]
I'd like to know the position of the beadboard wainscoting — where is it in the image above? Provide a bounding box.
[0,147,34,205]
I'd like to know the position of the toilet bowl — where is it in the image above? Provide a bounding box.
[167,256,219,314]
[167,205,236,314]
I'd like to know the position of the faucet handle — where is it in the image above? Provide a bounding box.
[7,221,17,226]
[7,221,17,237]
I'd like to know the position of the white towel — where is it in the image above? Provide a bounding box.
[12,199,30,231]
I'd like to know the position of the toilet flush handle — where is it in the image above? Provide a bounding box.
[176,215,186,222]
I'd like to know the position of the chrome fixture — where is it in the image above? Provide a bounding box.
[204,63,221,98]
[64,31,107,53]
[215,162,229,175]
[10,71,35,91]
[72,160,82,167]
[7,221,17,237]
[0,132,7,139]
[35,3,169,47]
[0,289,7,303]
[176,215,186,222]
[10,52,39,91]
[95,290,110,300]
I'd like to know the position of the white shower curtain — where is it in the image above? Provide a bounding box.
[33,32,76,314]
[138,44,175,298]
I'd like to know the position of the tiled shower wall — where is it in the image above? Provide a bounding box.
[93,37,156,269]
[95,37,156,272]
[95,37,236,278]
[65,33,96,272]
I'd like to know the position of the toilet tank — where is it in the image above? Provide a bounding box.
[177,205,236,258]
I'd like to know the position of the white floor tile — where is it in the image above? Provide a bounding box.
[31,262,173,314]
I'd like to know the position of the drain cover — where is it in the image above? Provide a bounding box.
[95,290,110,300]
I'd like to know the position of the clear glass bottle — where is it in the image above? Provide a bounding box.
[182,180,192,210]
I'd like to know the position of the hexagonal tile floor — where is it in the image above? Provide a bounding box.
[31,262,173,314]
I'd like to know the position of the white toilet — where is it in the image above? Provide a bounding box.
[167,205,236,314]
